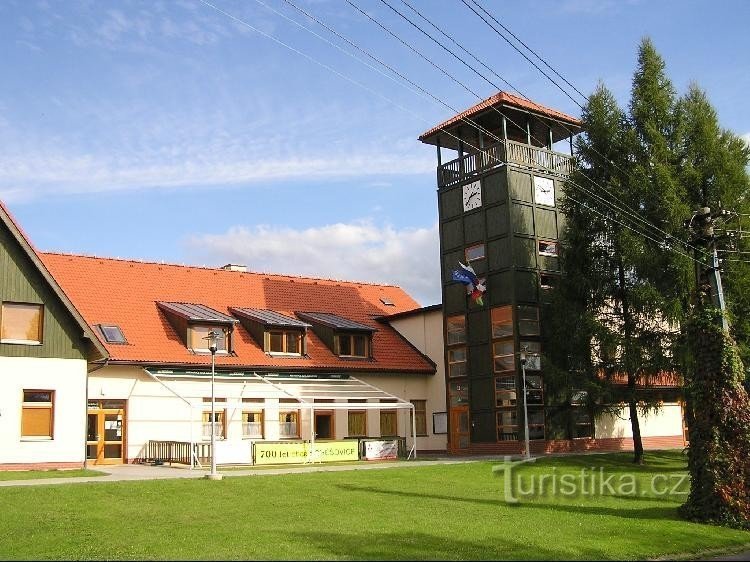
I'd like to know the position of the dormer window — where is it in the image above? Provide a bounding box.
[230,308,310,356]
[190,325,229,353]
[296,312,375,360]
[268,330,302,355]
[336,333,368,358]
[156,302,237,354]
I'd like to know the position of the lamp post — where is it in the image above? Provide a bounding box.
[205,330,223,481]
[520,345,531,460]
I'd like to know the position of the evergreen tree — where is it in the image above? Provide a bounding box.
[549,36,750,523]
[551,72,683,465]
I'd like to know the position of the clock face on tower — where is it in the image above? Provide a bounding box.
[462,180,482,212]
[534,176,555,207]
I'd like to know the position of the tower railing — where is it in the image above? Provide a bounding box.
[437,140,573,187]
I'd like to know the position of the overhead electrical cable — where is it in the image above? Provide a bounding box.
[197,0,497,168]
[357,0,701,259]
[391,0,703,257]
[461,0,588,101]
[457,0,703,255]
[197,0,707,267]
[459,0,584,109]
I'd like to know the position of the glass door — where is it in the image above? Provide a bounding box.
[87,400,126,464]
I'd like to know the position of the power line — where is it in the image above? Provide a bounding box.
[459,0,583,109]
[269,0,507,150]
[462,0,588,101]
[364,0,701,257]
[567,193,706,267]
[198,0,706,269]
[198,0,498,171]
[457,0,703,256]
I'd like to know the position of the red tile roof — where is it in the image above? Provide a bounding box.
[40,253,435,374]
[418,91,581,142]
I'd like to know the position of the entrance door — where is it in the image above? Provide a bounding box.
[450,406,470,450]
[87,400,126,464]
[314,412,334,439]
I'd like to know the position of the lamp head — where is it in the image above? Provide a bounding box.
[206,330,220,354]
[519,345,528,366]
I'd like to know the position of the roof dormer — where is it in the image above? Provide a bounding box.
[230,308,311,356]
[156,302,238,354]
[296,312,375,359]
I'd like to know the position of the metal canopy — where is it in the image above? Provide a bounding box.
[156,302,238,324]
[296,311,375,332]
[230,308,312,329]
[143,368,411,407]
[143,368,418,460]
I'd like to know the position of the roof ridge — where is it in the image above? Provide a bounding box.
[39,250,403,289]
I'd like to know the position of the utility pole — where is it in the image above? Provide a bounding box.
[686,207,729,332]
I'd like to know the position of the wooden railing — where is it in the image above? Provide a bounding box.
[437,140,573,187]
[138,440,211,466]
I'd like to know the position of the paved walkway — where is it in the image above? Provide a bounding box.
[705,551,750,561]
[0,458,478,487]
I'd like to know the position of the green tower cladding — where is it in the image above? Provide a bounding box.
[419,91,582,453]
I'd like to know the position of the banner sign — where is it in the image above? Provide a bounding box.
[363,440,400,460]
[254,440,359,465]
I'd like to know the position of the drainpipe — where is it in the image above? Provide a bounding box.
[84,359,109,469]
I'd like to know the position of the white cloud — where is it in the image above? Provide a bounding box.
[184,221,441,305]
[0,148,433,202]
[741,132,750,148]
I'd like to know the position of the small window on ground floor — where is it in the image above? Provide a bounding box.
[279,411,299,438]
[449,380,469,407]
[21,389,54,439]
[380,409,398,437]
[242,411,264,439]
[201,410,225,440]
[572,407,593,439]
[496,408,518,441]
[348,410,367,437]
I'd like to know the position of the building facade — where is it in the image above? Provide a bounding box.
[38,252,447,466]
[0,203,107,469]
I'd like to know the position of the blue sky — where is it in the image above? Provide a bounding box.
[2,0,749,305]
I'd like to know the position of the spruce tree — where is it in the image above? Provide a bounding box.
[552,74,683,465]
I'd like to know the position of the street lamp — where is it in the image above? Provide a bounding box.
[205,329,223,481]
[520,345,531,460]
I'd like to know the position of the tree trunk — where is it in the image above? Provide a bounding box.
[628,379,644,465]
[618,258,644,464]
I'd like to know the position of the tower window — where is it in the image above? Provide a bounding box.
[446,315,466,345]
[538,240,558,257]
[465,244,486,262]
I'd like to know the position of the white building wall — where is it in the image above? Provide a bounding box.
[383,308,448,453]
[595,403,684,439]
[0,356,87,466]
[92,362,448,462]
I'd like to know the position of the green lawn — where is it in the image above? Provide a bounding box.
[0,468,105,481]
[0,451,748,560]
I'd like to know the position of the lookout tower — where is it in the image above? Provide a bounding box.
[419,91,582,454]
